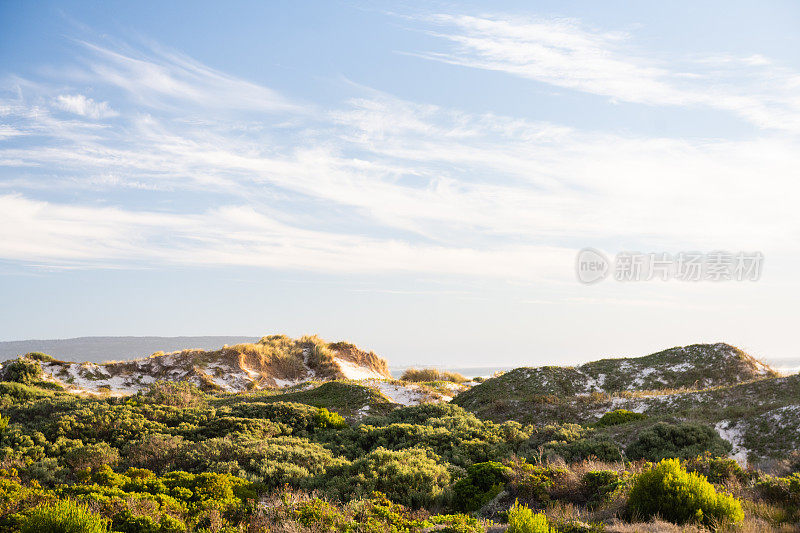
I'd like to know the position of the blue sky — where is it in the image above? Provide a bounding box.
[1,1,799,365]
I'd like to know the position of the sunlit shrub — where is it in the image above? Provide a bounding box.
[21,500,109,533]
[507,500,553,533]
[627,458,744,525]
[593,409,647,428]
[322,447,450,508]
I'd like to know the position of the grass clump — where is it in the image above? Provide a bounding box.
[22,500,109,533]
[401,368,466,383]
[627,458,744,526]
[507,500,554,533]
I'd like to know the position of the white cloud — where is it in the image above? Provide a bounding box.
[54,94,117,119]
[1,33,799,281]
[412,14,800,132]
[0,194,571,281]
[74,40,300,114]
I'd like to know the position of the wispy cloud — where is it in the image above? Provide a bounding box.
[54,94,117,119]
[411,14,800,132]
[1,27,799,282]
[73,40,300,114]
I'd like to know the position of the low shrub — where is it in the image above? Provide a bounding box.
[314,407,347,430]
[139,381,205,408]
[593,409,647,427]
[627,458,744,526]
[684,453,747,484]
[625,422,731,461]
[22,500,109,533]
[507,460,568,506]
[4,358,43,385]
[545,438,622,463]
[755,473,800,508]
[507,500,553,533]
[321,447,450,508]
[582,470,621,508]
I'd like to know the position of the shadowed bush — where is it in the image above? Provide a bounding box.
[625,422,731,461]
[452,461,510,511]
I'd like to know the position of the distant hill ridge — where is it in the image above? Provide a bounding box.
[0,336,260,363]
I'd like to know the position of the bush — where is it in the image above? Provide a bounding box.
[322,447,450,508]
[139,381,204,408]
[684,454,747,484]
[755,473,800,508]
[452,461,510,511]
[22,500,109,533]
[593,409,647,427]
[625,422,731,461]
[314,407,347,430]
[507,500,553,533]
[545,438,622,462]
[4,358,43,385]
[0,381,50,401]
[582,470,621,508]
[627,458,744,526]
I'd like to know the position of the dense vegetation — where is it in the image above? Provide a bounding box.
[0,352,798,531]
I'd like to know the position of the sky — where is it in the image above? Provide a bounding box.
[1,0,799,366]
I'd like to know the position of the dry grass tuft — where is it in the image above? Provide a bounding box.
[401,368,467,383]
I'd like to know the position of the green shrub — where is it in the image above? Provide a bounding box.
[452,461,510,511]
[429,513,483,533]
[582,470,621,508]
[295,499,343,530]
[314,407,347,430]
[594,409,647,427]
[322,447,450,508]
[4,358,43,385]
[0,381,52,402]
[755,473,800,507]
[507,500,553,533]
[625,422,731,461]
[684,454,747,484]
[22,500,109,533]
[507,460,567,506]
[627,458,744,525]
[545,437,622,462]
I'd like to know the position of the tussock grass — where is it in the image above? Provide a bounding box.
[401,368,467,383]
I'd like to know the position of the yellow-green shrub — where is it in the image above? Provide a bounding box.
[627,458,744,526]
[507,500,553,533]
[22,500,109,533]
